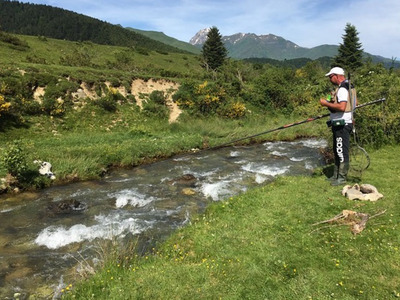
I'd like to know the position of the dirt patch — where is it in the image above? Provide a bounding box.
[131,78,179,107]
[167,100,182,123]
[79,82,97,100]
[33,87,45,103]
[131,78,181,123]
[32,78,182,122]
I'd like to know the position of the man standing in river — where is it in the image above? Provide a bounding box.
[320,67,356,186]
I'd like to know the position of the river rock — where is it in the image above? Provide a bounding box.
[342,184,383,201]
[6,266,32,281]
[181,188,196,196]
[168,174,197,187]
[47,199,86,215]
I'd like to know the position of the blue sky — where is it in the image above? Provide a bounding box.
[18,0,400,59]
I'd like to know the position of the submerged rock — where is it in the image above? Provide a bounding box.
[46,199,86,215]
[167,174,197,187]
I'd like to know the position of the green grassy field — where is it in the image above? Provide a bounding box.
[61,144,400,300]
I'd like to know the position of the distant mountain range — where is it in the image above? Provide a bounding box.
[189,28,394,66]
[134,27,396,67]
[189,28,337,60]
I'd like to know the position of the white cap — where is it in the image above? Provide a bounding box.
[325,67,345,77]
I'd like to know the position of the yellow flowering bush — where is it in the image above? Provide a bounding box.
[195,81,225,114]
[0,82,11,117]
[222,101,247,119]
[0,94,11,117]
[173,80,245,118]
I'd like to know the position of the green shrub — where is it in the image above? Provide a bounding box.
[172,80,196,110]
[19,98,42,115]
[96,95,117,112]
[350,63,400,147]
[42,96,65,116]
[0,31,29,50]
[25,54,47,64]
[159,69,181,78]
[59,47,93,67]
[142,90,169,119]
[2,140,28,180]
[173,80,226,116]
[113,50,133,69]
[251,67,296,113]
[135,47,149,56]
[149,90,166,105]
[94,87,126,112]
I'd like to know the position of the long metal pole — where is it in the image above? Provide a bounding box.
[209,98,386,150]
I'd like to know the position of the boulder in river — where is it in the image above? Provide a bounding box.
[167,174,197,187]
[46,199,86,215]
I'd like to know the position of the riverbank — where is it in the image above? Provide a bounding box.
[63,143,400,299]
[0,108,328,196]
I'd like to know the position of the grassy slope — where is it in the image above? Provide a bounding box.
[127,28,201,55]
[64,144,400,300]
[0,34,204,79]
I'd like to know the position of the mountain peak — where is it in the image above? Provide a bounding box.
[189,28,211,45]
[188,30,334,60]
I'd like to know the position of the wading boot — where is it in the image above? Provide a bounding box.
[326,165,338,182]
[331,163,349,186]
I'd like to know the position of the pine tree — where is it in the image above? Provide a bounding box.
[333,23,363,73]
[201,26,227,71]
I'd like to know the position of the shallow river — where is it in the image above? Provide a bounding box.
[0,138,327,299]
